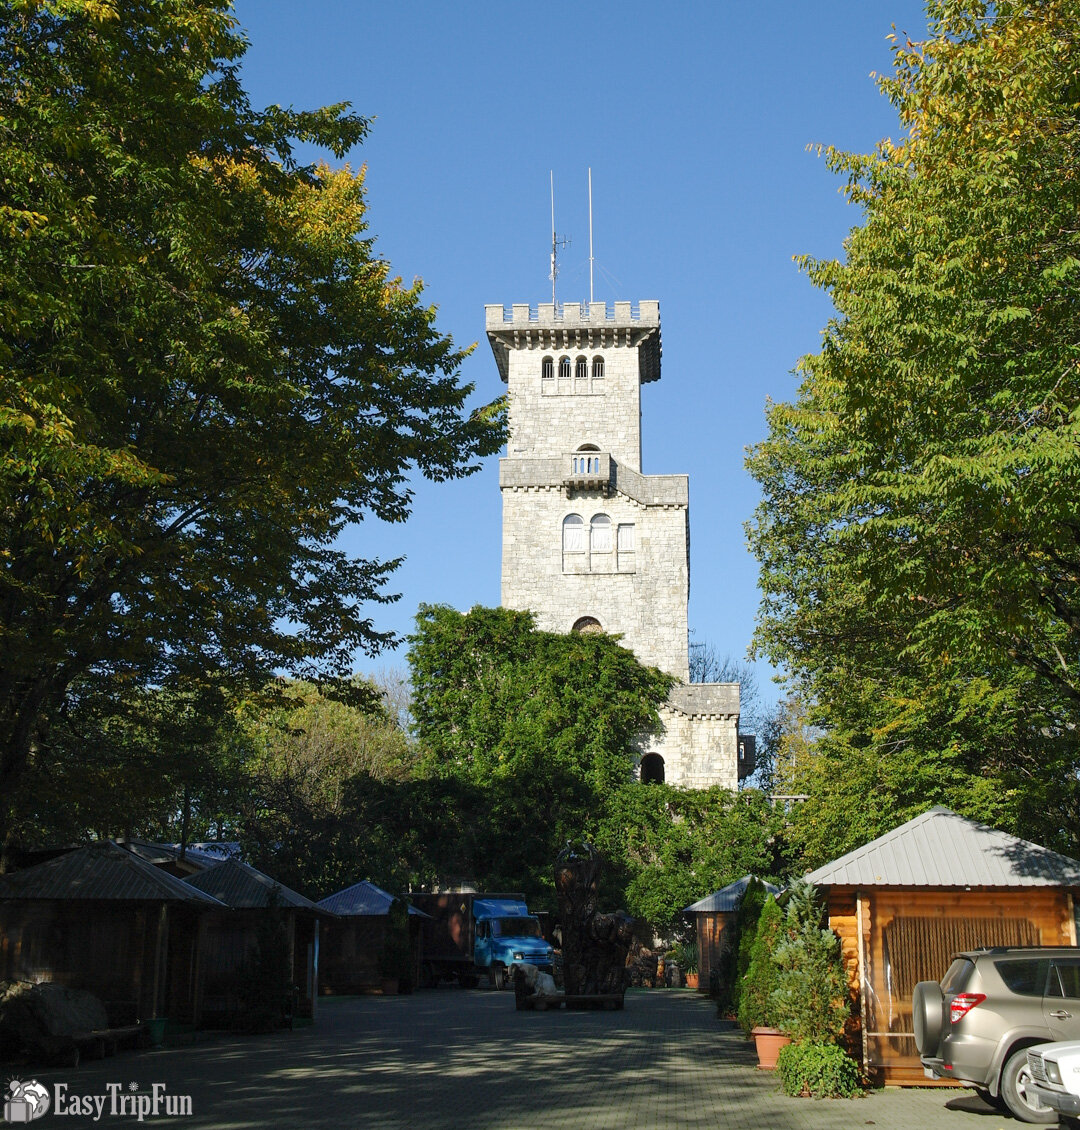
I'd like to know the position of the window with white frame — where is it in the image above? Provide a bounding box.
[590,514,612,553]
[575,356,588,380]
[562,514,585,552]
[617,523,635,552]
[542,356,554,380]
[592,356,605,379]
[558,356,571,380]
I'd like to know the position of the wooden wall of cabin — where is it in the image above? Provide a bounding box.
[827,886,1077,1085]
[292,914,318,1016]
[320,919,386,994]
[198,912,251,1022]
[0,901,172,1023]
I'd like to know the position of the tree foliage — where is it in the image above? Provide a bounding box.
[406,605,780,928]
[737,894,784,1035]
[770,881,850,1044]
[597,785,780,930]
[0,0,503,857]
[747,1,1080,857]
[410,604,673,796]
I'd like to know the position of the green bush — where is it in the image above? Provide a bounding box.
[732,876,768,994]
[770,881,850,1043]
[776,1041,862,1098]
[737,894,783,1034]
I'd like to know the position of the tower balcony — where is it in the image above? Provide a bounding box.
[563,451,612,492]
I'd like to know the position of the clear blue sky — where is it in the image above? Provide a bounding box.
[231,1,930,704]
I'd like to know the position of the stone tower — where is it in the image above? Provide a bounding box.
[486,300,744,789]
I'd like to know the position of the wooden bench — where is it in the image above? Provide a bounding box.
[32,1022,147,1068]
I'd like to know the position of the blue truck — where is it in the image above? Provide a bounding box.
[412,891,554,989]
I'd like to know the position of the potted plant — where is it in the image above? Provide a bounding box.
[736,895,789,1068]
[379,897,413,996]
[678,941,700,990]
[770,881,861,1096]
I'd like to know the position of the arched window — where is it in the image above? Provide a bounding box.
[542,356,554,380]
[640,753,665,784]
[575,356,588,380]
[590,514,612,553]
[592,356,605,379]
[558,356,571,380]
[572,616,603,634]
[562,514,585,553]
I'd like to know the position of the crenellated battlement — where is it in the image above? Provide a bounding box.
[485,300,659,329]
[486,299,661,384]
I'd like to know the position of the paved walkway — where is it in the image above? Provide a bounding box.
[21,988,1038,1129]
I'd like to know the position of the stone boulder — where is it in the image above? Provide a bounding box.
[0,980,109,1054]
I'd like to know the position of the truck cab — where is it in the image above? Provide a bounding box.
[472,898,554,990]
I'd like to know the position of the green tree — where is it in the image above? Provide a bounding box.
[596,785,780,932]
[733,875,768,1013]
[410,604,672,794]
[737,894,784,1035]
[408,604,675,900]
[747,1,1080,856]
[770,881,850,1044]
[8,674,249,849]
[234,677,422,895]
[0,0,503,858]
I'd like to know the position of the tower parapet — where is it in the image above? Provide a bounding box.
[485,301,660,385]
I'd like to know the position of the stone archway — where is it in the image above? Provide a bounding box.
[572,616,603,635]
[640,753,665,784]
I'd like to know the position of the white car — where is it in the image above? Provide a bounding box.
[1027,1043,1080,1125]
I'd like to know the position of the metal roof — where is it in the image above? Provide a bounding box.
[183,859,321,911]
[684,874,781,915]
[0,841,228,906]
[118,840,229,872]
[316,881,430,918]
[804,806,1080,888]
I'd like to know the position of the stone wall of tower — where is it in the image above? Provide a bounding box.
[488,300,740,789]
[500,479,690,682]
[505,342,642,469]
[643,686,740,790]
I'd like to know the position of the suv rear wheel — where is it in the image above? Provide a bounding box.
[1000,1047,1055,1124]
[912,981,944,1055]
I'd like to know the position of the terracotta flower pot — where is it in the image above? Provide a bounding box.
[751,1026,791,1069]
[685,972,699,990]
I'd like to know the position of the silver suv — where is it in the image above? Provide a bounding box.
[915,947,1080,1123]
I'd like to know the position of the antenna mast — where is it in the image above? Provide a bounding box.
[588,167,594,304]
[549,171,570,305]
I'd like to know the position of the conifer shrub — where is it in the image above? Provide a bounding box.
[770,880,850,1044]
[736,894,783,1034]
[730,877,766,1017]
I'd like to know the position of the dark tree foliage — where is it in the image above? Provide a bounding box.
[0,0,503,857]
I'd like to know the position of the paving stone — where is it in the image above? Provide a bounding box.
[25,988,1033,1129]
